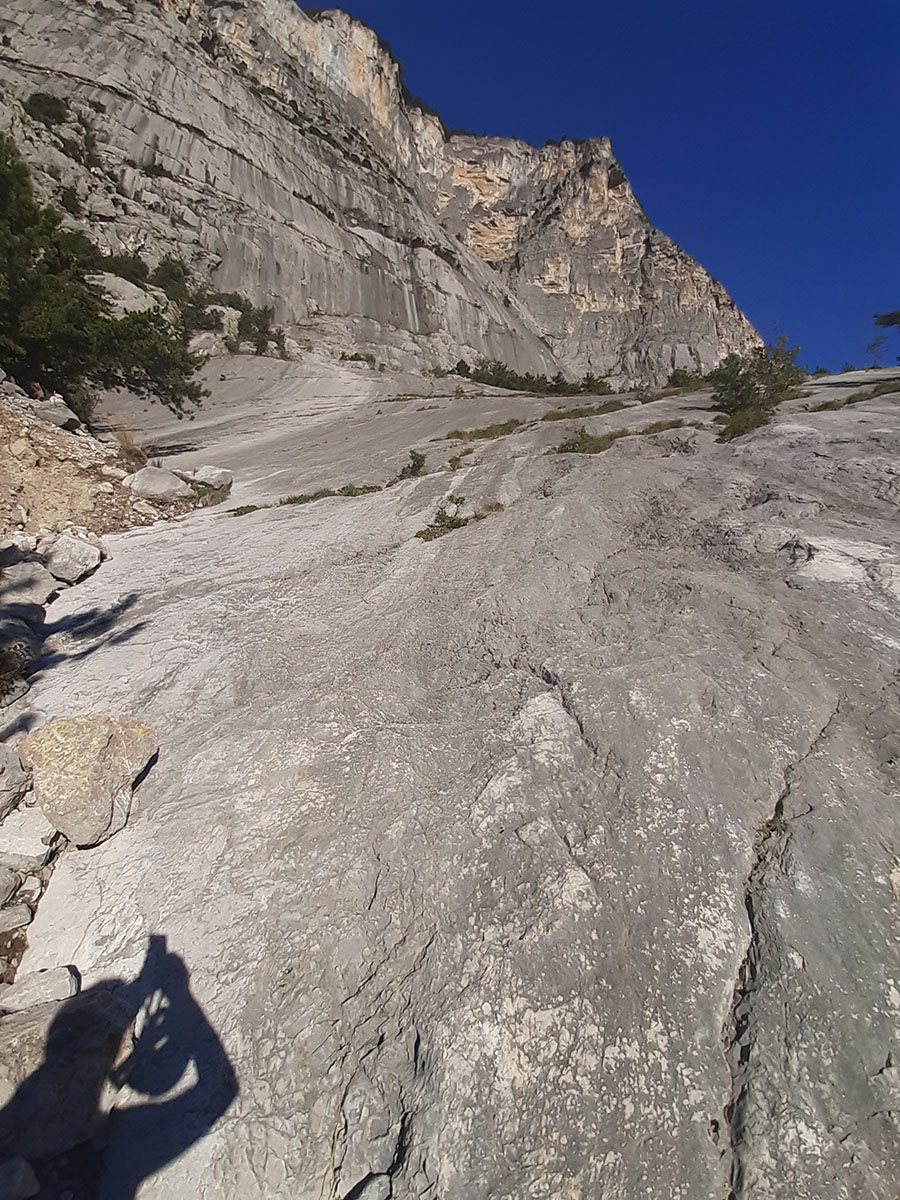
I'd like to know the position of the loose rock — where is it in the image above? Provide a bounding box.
[125,466,193,502]
[42,534,102,584]
[21,716,158,847]
[0,805,59,869]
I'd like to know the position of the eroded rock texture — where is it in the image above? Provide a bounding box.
[0,0,757,383]
[16,371,900,1198]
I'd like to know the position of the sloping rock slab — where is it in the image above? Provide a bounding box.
[21,717,158,848]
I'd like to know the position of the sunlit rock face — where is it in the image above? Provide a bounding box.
[0,0,756,383]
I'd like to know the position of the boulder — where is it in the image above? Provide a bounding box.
[0,563,59,608]
[21,716,158,848]
[0,1157,39,1200]
[0,968,79,1014]
[125,466,193,502]
[0,749,28,823]
[0,990,134,1160]
[42,534,101,584]
[0,807,56,871]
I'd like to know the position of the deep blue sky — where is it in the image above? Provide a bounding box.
[331,0,898,370]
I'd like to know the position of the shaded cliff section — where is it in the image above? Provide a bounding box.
[0,0,759,384]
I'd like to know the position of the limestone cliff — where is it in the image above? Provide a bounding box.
[0,0,758,384]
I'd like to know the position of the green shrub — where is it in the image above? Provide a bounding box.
[709,337,805,439]
[455,359,471,377]
[415,495,469,541]
[149,257,191,302]
[23,92,69,126]
[59,186,81,216]
[0,133,203,424]
[103,252,150,285]
[396,449,426,479]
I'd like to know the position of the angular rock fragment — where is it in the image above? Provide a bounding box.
[0,808,56,870]
[21,716,158,847]
[0,967,79,1013]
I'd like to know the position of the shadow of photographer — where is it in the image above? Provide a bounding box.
[0,934,238,1197]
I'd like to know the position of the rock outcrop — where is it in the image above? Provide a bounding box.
[9,368,899,1198]
[0,0,758,384]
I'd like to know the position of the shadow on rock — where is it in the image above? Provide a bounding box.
[0,933,238,1197]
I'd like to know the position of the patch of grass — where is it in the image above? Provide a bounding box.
[341,351,376,366]
[280,488,337,506]
[640,418,686,434]
[541,399,626,421]
[280,482,381,505]
[556,426,628,454]
[228,504,264,517]
[191,482,231,508]
[846,379,900,404]
[556,419,689,454]
[335,483,380,496]
[807,378,899,415]
[447,447,474,470]
[113,427,148,472]
[445,418,523,442]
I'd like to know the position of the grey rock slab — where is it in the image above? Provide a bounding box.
[42,534,101,584]
[0,749,28,824]
[0,1157,39,1200]
[125,466,194,502]
[0,967,79,1013]
[11,389,900,1200]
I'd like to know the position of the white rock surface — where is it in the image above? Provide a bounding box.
[10,372,900,1198]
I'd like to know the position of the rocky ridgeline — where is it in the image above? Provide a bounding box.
[0,0,758,385]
